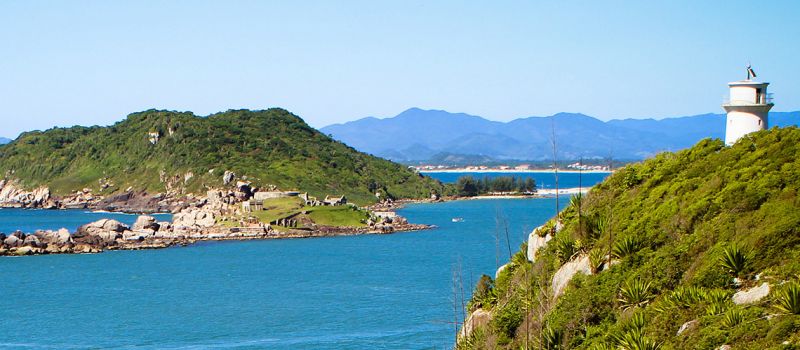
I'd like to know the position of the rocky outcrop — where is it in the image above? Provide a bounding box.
[459,308,492,340]
[173,208,216,227]
[732,282,770,305]
[551,254,592,298]
[132,215,160,231]
[0,180,55,208]
[527,226,552,262]
[223,171,235,185]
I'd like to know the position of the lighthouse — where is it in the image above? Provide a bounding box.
[722,65,774,145]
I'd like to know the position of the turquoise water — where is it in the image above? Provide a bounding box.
[423,171,610,189]
[0,197,558,349]
[0,208,172,233]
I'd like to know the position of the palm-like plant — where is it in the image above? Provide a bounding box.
[773,282,800,315]
[589,248,606,274]
[719,244,750,277]
[610,329,662,350]
[555,236,577,263]
[612,236,642,258]
[618,279,656,310]
[540,325,563,350]
[721,308,744,328]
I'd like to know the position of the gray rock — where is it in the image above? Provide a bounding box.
[132,215,159,231]
[223,171,235,185]
[677,319,698,335]
[3,235,22,247]
[551,254,592,298]
[733,282,770,305]
[23,234,42,247]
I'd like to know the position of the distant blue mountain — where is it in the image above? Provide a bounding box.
[321,108,798,162]
[0,137,11,145]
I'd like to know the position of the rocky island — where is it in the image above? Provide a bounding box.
[0,108,445,256]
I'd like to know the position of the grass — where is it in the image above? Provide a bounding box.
[306,205,369,227]
[249,197,305,224]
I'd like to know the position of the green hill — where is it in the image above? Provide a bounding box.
[0,108,444,205]
[460,128,800,349]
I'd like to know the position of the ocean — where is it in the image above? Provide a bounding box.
[422,171,610,189]
[0,172,608,349]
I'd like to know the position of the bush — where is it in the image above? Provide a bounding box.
[618,279,656,310]
[719,244,750,278]
[774,282,800,315]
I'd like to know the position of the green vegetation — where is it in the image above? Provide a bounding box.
[455,175,536,197]
[0,109,444,204]
[460,128,800,349]
[306,205,369,227]
[249,197,305,224]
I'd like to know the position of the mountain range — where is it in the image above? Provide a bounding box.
[0,137,10,144]
[321,108,799,162]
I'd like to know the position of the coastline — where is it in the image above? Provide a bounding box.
[418,169,612,174]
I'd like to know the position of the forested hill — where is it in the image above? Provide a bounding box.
[0,109,443,204]
[460,127,800,349]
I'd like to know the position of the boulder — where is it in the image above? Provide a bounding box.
[132,216,160,231]
[223,171,235,185]
[23,234,42,247]
[3,235,22,247]
[733,282,770,305]
[677,319,698,335]
[551,254,592,298]
[527,227,552,262]
[459,308,492,340]
[495,263,510,280]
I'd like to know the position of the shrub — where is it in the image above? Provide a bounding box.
[618,279,656,310]
[613,236,642,259]
[721,307,744,328]
[555,236,577,263]
[589,248,606,273]
[540,325,564,350]
[774,282,800,315]
[719,244,750,278]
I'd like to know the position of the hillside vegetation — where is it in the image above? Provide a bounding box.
[461,128,800,349]
[0,109,443,204]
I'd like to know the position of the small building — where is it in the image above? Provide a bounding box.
[373,211,397,219]
[323,195,347,206]
[253,191,299,201]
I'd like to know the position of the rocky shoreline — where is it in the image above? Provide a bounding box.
[0,215,431,256]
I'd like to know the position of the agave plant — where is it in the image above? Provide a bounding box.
[721,307,745,328]
[589,248,606,273]
[555,236,577,263]
[540,325,563,350]
[618,279,656,310]
[705,301,730,316]
[610,329,662,350]
[719,244,750,278]
[612,236,642,258]
[625,312,647,333]
[773,282,800,315]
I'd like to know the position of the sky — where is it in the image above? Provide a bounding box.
[1,0,799,138]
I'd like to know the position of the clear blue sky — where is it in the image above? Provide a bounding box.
[1,0,798,138]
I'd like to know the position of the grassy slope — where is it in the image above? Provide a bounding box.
[463,128,800,349]
[0,109,444,204]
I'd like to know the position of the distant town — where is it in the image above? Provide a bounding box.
[412,162,612,172]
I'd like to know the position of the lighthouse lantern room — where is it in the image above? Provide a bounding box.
[723,65,774,146]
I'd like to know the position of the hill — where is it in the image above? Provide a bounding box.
[321,108,799,162]
[0,137,10,144]
[0,109,443,206]
[458,128,800,349]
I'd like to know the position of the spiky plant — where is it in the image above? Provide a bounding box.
[625,312,647,333]
[774,282,800,315]
[721,308,745,328]
[589,344,614,350]
[705,301,729,316]
[555,236,577,263]
[589,248,606,274]
[618,279,656,310]
[612,236,642,258]
[540,325,563,350]
[719,244,750,278]
[610,329,662,350]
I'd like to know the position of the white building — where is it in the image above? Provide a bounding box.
[722,66,774,146]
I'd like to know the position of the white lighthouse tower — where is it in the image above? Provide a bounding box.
[722,65,774,145]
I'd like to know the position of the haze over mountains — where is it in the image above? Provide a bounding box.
[321,108,799,162]
[0,137,10,145]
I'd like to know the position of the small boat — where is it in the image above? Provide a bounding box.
[452,218,464,223]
